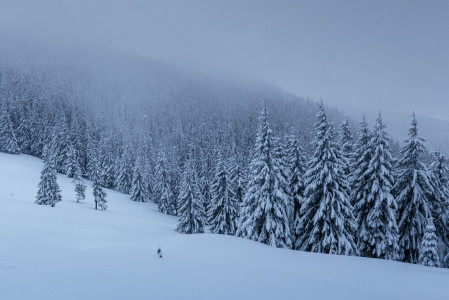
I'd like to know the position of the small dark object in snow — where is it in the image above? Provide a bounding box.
[157,247,162,259]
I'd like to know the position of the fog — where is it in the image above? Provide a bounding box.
[0,0,448,120]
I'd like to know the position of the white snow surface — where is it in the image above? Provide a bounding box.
[0,153,448,300]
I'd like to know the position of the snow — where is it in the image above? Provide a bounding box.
[0,153,448,300]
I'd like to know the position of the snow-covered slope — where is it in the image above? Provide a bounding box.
[0,153,448,300]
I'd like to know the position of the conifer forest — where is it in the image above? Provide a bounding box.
[0,1,448,299]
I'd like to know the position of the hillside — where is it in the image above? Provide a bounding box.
[0,36,344,156]
[0,152,448,300]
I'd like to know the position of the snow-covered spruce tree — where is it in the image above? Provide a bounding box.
[208,151,239,235]
[130,158,147,202]
[198,159,212,220]
[72,161,86,203]
[115,146,133,194]
[169,154,181,214]
[0,102,21,154]
[273,137,293,228]
[227,142,246,205]
[419,218,440,268]
[428,151,449,266]
[69,113,87,174]
[236,107,292,248]
[49,117,70,174]
[176,156,206,234]
[143,154,155,203]
[98,138,116,189]
[393,114,433,264]
[93,177,107,210]
[354,113,399,260]
[338,119,353,178]
[29,109,48,157]
[155,149,176,215]
[90,143,107,210]
[14,106,32,154]
[35,148,62,207]
[285,134,307,249]
[350,115,372,207]
[63,140,78,178]
[92,166,107,211]
[296,103,357,255]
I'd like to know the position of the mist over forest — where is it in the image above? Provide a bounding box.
[0,2,448,299]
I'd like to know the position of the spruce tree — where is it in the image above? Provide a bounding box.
[237,107,292,248]
[130,158,147,202]
[49,117,70,174]
[393,114,433,263]
[72,162,86,203]
[115,147,133,194]
[0,102,21,154]
[142,149,155,203]
[208,151,239,235]
[155,149,176,215]
[91,145,107,210]
[296,103,357,255]
[176,157,206,234]
[98,139,116,189]
[354,113,399,260]
[285,134,307,249]
[273,136,293,234]
[350,115,372,206]
[226,145,246,205]
[93,178,107,210]
[35,149,62,207]
[338,119,353,178]
[198,171,212,220]
[419,218,440,268]
[63,140,78,178]
[428,151,449,266]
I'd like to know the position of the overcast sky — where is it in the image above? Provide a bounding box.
[0,0,448,120]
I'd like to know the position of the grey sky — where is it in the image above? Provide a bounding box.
[0,0,448,120]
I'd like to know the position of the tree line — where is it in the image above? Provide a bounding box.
[0,73,447,268]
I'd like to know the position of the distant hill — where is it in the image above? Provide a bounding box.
[0,35,347,162]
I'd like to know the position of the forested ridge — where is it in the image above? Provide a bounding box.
[1,41,448,268]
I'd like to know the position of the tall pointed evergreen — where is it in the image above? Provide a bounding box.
[155,149,176,215]
[72,157,86,203]
[393,114,433,263]
[0,102,21,154]
[237,107,292,248]
[208,151,239,235]
[285,134,307,249]
[176,156,206,234]
[130,158,147,202]
[63,140,78,178]
[350,115,372,206]
[419,218,440,268]
[354,113,399,260]
[98,138,116,189]
[338,119,353,178]
[91,145,107,210]
[296,103,357,255]
[48,117,70,174]
[428,151,449,266]
[198,170,212,220]
[35,148,61,207]
[116,146,133,194]
[93,178,107,211]
[227,145,245,205]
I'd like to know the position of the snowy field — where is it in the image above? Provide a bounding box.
[0,152,448,300]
